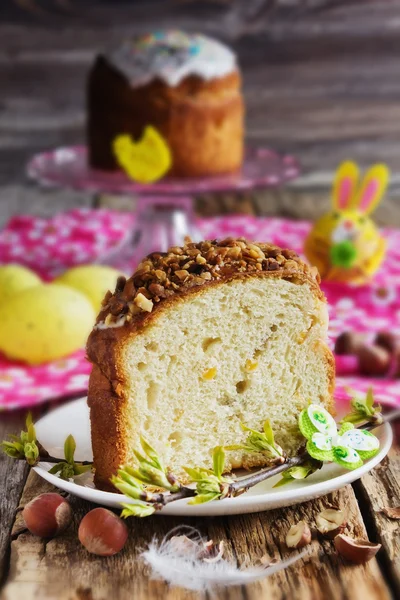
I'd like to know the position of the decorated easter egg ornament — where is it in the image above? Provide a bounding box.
[113,126,172,183]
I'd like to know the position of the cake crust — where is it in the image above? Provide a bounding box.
[87,239,335,491]
[87,58,244,176]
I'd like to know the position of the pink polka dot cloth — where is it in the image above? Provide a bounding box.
[0,209,135,411]
[1,209,399,411]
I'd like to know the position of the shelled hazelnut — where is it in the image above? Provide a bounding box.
[285,521,312,549]
[315,509,347,539]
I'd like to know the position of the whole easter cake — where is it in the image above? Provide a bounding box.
[87,31,244,177]
[87,238,335,492]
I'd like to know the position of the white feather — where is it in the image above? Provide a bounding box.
[141,526,307,592]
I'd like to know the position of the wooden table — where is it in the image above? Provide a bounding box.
[1,404,399,600]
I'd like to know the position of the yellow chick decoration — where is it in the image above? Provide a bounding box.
[304,161,389,284]
[113,126,172,184]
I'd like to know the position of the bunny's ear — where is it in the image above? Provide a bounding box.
[351,164,389,215]
[332,161,359,211]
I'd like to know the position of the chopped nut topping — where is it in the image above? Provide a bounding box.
[104,313,113,326]
[96,238,319,327]
[155,269,167,282]
[134,293,153,313]
[200,272,212,280]
[175,270,189,281]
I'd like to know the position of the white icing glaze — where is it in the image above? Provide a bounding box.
[104,30,237,88]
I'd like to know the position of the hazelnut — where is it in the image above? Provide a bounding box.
[175,270,189,281]
[334,534,381,563]
[78,508,128,556]
[200,272,212,280]
[285,521,312,549]
[335,332,370,356]
[134,293,153,313]
[358,344,390,376]
[23,493,72,538]
[381,506,400,520]
[375,332,400,376]
[316,509,347,539]
[202,540,225,563]
[374,331,397,353]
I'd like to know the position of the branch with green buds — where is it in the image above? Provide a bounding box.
[48,435,92,481]
[1,414,39,466]
[112,424,288,516]
[2,391,399,519]
[184,446,233,504]
[1,413,92,475]
[340,388,383,426]
[112,390,397,514]
[225,420,285,463]
[111,436,184,518]
[272,458,323,488]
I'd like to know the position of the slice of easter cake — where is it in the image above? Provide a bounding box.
[87,238,335,491]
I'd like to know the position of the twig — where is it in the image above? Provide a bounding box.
[228,454,306,495]
[226,409,399,497]
[152,486,196,505]
[142,408,400,508]
[9,407,397,511]
[379,408,400,424]
[39,454,92,466]
[36,441,92,466]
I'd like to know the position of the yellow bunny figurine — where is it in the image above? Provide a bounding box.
[304,161,389,284]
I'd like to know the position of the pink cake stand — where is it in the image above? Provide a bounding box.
[27,144,300,265]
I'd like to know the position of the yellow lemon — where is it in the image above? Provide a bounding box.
[55,265,123,313]
[0,264,42,305]
[0,283,95,365]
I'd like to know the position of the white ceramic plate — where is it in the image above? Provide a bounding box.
[34,397,393,516]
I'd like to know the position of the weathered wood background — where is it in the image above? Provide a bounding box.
[1,0,400,225]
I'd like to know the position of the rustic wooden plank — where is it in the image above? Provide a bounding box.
[3,0,400,41]
[353,445,400,597]
[0,413,30,586]
[3,465,393,600]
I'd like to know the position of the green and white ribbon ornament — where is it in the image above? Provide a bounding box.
[299,405,380,470]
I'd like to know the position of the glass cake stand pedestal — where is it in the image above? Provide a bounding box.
[27,145,300,271]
